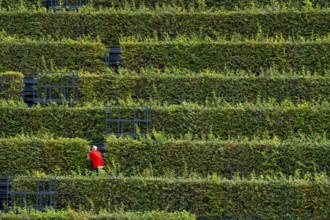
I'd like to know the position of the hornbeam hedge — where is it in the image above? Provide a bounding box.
[20,71,330,104]
[0,136,89,178]
[121,38,330,73]
[0,101,329,140]
[0,72,23,100]
[14,176,330,218]
[1,0,329,10]
[0,209,194,220]
[106,137,330,177]
[0,35,106,74]
[74,72,330,104]
[91,0,330,10]
[0,10,328,45]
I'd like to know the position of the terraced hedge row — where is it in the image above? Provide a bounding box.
[121,38,330,73]
[14,176,330,218]
[1,0,329,10]
[0,102,329,140]
[0,136,88,178]
[106,137,330,177]
[91,0,330,9]
[12,71,330,104]
[0,209,194,220]
[0,10,328,45]
[0,35,106,74]
[75,72,330,104]
[0,72,23,100]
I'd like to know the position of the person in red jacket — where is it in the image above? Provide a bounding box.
[87,145,104,172]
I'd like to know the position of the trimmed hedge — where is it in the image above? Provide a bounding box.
[0,72,23,100]
[14,176,330,218]
[0,136,89,178]
[106,137,330,177]
[0,10,329,45]
[0,209,194,220]
[0,102,329,140]
[91,0,330,10]
[0,35,106,75]
[121,39,330,73]
[1,0,329,10]
[75,72,330,104]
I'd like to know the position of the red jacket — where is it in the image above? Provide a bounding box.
[89,150,105,168]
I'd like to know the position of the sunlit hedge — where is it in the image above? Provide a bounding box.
[13,176,330,218]
[0,101,329,140]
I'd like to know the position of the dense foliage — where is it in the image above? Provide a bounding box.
[0,102,329,140]
[0,136,89,178]
[0,34,106,74]
[75,71,330,104]
[106,136,330,177]
[0,71,23,100]
[91,0,330,10]
[121,37,330,73]
[13,176,330,218]
[0,10,328,45]
[0,0,329,218]
[1,0,329,10]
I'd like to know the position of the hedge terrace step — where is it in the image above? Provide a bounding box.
[0,10,328,45]
[91,0,330,9]
[5,72,330,105]
[1,0,329,10]
[105,137,330,177]
[1,135,328,179]
[14,176,329,218]
[121,38,330,73]
[0,136,89,178]
[0,35,106,74]
[0,102,329,140]
[70,73,330,104]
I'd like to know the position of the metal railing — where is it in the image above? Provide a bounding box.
[106,105,151,138]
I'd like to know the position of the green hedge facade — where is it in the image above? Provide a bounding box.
[77,73,330,104]
[106,137,330,177]
[121,40,330,73]
[15,176,330,218]
[0,10,328,45]
[1,0,329,10]
[91,0,330,10]
[0,102,329,140]
[0,136,89,178]
[0,37,106,74]
[0,72,23,100]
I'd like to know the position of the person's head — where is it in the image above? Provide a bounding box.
[92,145,97,151]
